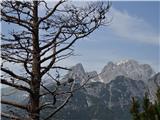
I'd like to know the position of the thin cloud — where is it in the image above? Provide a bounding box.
[109,7,159,45]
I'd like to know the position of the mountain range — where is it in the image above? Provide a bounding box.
[2,59,160,120]
[66,59,155,83]
[52,59,159,120]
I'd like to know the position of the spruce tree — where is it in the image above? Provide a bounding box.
[130,97,140,120]
[130,88,160,120]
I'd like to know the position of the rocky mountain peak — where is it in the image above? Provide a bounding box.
[100,59,155,83]
[71,63,85,72]
[63,60,155,84]
[116,59,138,66]
[86,71,101,82]
[65,63,88,84]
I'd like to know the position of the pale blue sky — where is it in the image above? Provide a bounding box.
[1,1,160,73]
[60,1,160,72]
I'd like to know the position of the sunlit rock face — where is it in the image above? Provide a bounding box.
[100,59,155,83]
[63,59,155,84]
[148,73,160,102]
[63,63,88,84]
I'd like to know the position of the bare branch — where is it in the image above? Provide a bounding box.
[1,68,30,83]
[1,112,25,120]
[1,79,32,94]
[44,81,75,120]
[38,0,64,24]
[40,26,63,51]
[40,26,97,65]
[1,99,28,110]
[41,41,56,76]
[1,11,33,31]
[55,66,72,71]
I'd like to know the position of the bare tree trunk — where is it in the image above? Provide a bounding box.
[30,1,40,120]
[1,1,111,119]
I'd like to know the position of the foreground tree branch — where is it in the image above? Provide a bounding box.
[1,68,30,83]
[1,112,25,120]
[1,79,32,93]
[1,99,28,110]
[38,0,65,24]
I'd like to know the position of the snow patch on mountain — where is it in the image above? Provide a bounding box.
[116,59,131,65]
[100,59,155,83]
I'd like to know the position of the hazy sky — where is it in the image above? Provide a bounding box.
[1,1,160,73]
[59,1,160,72]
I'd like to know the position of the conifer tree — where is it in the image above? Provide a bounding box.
[130,88,160,120]
[130,97,140,120]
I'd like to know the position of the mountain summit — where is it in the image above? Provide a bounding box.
[66,59,155,84]
[100,59,155,83]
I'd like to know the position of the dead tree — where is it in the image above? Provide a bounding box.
[1,1,111,120]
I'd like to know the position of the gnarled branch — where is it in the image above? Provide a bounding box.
[1,68,30,83]
[1,79,32,94]
[1,99,28,110]
[38,0,64,24]
[1,112,24,120]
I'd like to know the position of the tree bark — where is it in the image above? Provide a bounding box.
[30,1,41,120]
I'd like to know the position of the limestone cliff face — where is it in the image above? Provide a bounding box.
[100,60,155,83]
[148,73,160,102]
